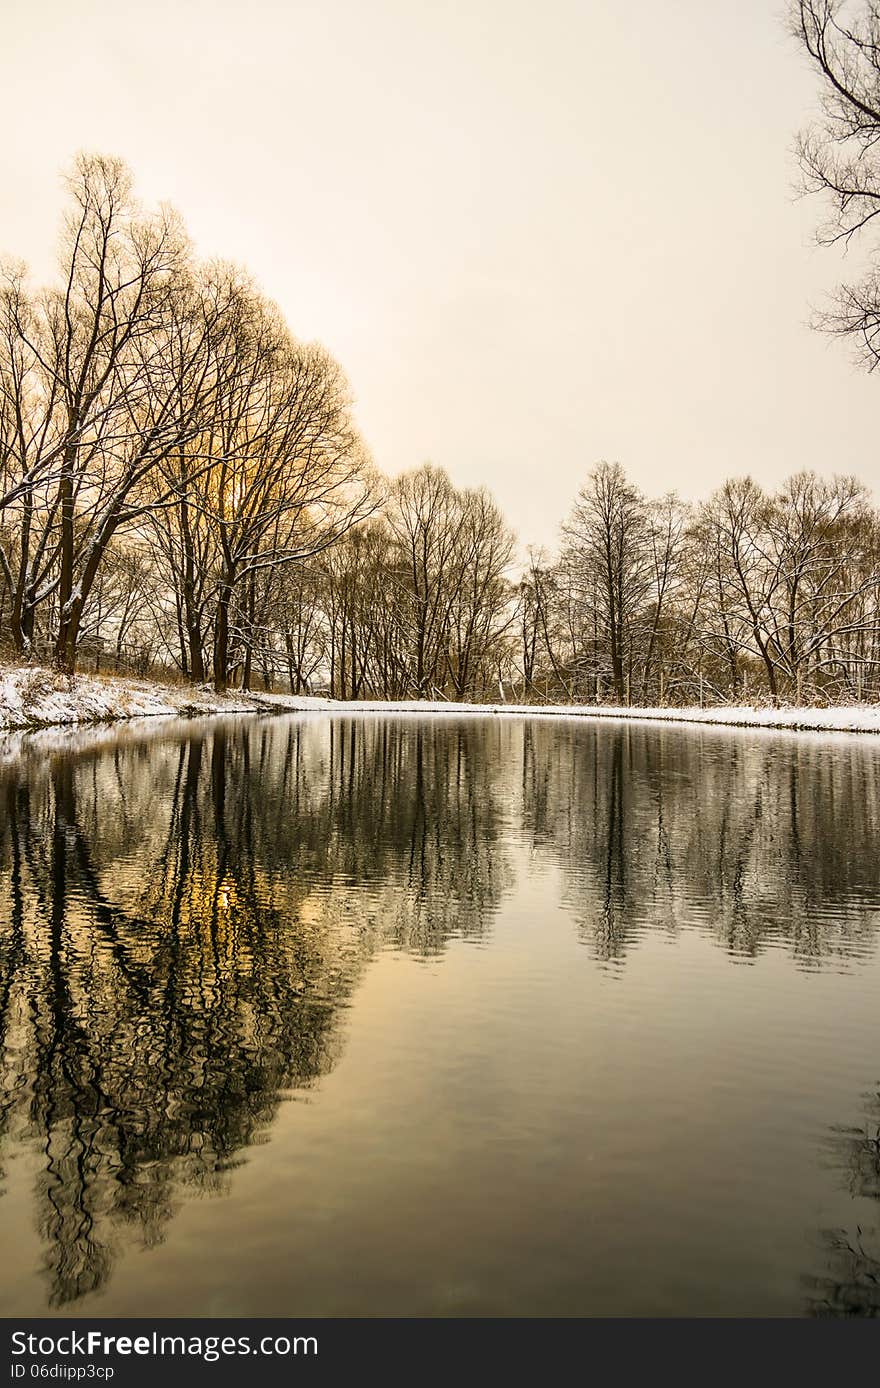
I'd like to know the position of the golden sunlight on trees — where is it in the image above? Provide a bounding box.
[0,155,374,682]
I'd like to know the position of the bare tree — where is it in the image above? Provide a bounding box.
[561,462,650,703]
[693,472,877,702]
[444,487,515,699]
[385,464,463,697]
[792,1,880,363]
[187,282,373,692]
[0,156,213,671]
[638,493,689,702]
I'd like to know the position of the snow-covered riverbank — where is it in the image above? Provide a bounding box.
[3,665,880,736]
[0,666,311,731]
[319,696,880,734]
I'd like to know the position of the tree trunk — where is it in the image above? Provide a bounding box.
[214,585,232,693]
[55,441,76,672]
[54,600,81,676]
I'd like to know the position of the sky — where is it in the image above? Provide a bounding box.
[2,0,879,550]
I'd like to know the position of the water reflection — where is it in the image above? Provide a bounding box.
[0,716,510,1305]
[0,713,878,1313]
[520,721,880,964]
[806,1088,880,1317]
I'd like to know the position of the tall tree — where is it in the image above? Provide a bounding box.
[0,155,214,672]
[189,282,373,692]
[561,461,649,702]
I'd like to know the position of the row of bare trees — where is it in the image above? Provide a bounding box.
[519,463,880,705]
[0,156,518,699]
[143,461,515,701]
[4,125,880,705]
[292,466,515,700]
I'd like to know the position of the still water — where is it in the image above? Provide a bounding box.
[0,712,878,1317]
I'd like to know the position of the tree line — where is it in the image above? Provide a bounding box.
[271,458,880,706]
[3,112,880,703]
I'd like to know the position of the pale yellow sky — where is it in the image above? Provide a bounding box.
[3,0,878,547]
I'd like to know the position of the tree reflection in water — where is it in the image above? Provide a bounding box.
[0,716,509,1306]
[518,721,880,965]
[0,713,878,1311]
[806,1089,880,1317]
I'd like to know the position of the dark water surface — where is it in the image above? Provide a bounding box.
[0,712,878,1317]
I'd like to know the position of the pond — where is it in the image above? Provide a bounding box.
[0,712,878,1317]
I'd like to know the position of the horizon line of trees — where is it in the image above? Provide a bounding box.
[3,153,880,706]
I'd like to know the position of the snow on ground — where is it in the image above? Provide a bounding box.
[2,664,880,736]
[0,664,312,731]
[315,697,880,734]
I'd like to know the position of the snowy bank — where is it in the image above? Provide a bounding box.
[2,665,880,736]
[0,665,310,731]
[294,696,880,735]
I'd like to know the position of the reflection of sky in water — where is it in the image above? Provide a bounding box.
[0,713,878,1316]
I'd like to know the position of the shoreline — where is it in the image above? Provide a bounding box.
[295,697,880,736]
[2,666,880,737]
